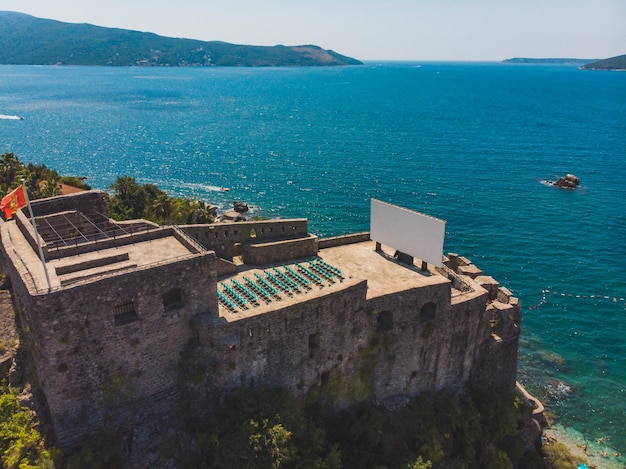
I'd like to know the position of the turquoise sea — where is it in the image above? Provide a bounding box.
[1,63,625,456]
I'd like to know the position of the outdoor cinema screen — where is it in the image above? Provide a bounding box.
[370,199,446,267]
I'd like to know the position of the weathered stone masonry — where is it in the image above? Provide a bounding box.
[0,191,521,448]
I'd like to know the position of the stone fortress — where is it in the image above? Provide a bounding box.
[0,190,522,449]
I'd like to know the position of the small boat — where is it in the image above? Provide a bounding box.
[220,187,229,192]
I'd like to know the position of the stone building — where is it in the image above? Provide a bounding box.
[0,191,521,449]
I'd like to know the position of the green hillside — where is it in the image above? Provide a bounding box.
[580,54,626,70]
[0,11,362,67]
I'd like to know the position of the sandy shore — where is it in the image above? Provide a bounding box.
[544,424,625,469]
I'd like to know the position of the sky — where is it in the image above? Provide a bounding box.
[2,0,624,61]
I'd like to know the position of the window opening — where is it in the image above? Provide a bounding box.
[114,301,139,326]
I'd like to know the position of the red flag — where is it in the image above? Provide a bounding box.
[0,185,27,220]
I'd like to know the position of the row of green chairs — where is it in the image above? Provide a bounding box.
[272,267,302,292]
[295,263,325,286]
[254,273,282,300]
[218,258,346,313]
[307,262,336,283]
[222,283,249,309]
[265,271,294,294]
[313,257,344,278]
[218,291,238,312]
[243,276,273,303]
[284,265,312,289]
[232,279,259,305]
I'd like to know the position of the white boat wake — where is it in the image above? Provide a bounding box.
[0,114,24,120]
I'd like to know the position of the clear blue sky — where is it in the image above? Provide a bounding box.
[3,0,624,61]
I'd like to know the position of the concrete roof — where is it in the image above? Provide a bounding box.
[3,221,196,293]
[216,240,450,321]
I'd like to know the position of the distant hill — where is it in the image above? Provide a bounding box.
[0,11,362,67]
[580,54,626,70]
[502,57,596,65]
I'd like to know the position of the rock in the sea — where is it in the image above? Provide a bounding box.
[221,210,245,222]
[549,174,580,189]
[233,201,249,213]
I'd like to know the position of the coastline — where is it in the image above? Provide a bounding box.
[545,424,625,469]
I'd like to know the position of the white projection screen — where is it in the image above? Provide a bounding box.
[370,199,446,267]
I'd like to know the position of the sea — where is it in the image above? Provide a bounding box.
[1,62,625,460]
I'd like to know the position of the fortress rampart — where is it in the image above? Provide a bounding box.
[0,191,521,449]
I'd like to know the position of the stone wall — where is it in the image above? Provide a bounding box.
[29,190,108,218]
[2,242,219,448]
[317,232,371,249]
[242,235,318,265]
[187,280,369,409]
[185,258,520,417]
[182,219,310,261]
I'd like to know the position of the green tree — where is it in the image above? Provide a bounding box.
[109,176,148,220]
[0,387,55,469]
[406,456,432,469]
[0,153,24,194]
[249,418,294,469]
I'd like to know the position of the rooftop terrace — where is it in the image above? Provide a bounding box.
[4,220,199,292]
[216,240,454,321]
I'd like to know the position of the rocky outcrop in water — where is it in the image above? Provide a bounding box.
[233,201,249,213]
[548,174,580,189]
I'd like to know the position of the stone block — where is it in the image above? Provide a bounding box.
[475,275,499,300]
[458,264,483,279]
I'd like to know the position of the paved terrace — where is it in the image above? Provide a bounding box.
[4,221,195,292]
[217,240,451,321]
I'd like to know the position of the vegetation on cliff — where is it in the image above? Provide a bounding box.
[107,175,215,225]
[0,385,56,468]
[174,385,540,468]
[0,152,90,202]
[0,153,213,225]
[580,54,626,70]
[0,11,362,67]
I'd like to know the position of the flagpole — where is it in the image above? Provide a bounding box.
[21,179,51,292]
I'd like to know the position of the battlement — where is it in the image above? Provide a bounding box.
[0,191,521,448]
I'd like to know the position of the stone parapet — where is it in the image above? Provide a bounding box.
[318,232,370,249]
[242,234,318,265]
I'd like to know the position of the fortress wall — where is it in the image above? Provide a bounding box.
[242,234,318,265]
[471,298,521,393]
[182,219,310,260]
[187,281,370,407]
[318,232,371,249]
[10,252,218,448]
[187,274,510,414]
[360,283,491,400]
[14,210,43,260]
[29,190,108,218]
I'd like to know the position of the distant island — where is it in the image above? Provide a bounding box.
[502,55,626,71]
[580,54,626,71]
[0,11,362,67]
[502,57,596,65]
